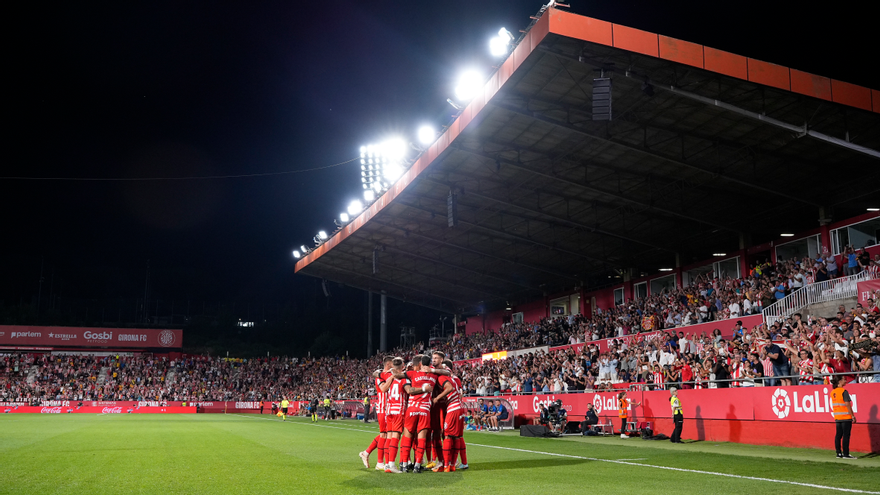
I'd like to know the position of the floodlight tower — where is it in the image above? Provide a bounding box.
[359,139,407,202]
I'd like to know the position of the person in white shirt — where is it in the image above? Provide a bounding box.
[659,346,676,367]
[790,268,805,290]
[742,298,753,315]
[729,300,741,318]
[698,304,709,322]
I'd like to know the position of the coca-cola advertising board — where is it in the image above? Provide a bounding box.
[4,406,195,414]
[0,326,182,349]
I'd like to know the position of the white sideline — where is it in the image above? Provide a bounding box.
[230,415,878,494]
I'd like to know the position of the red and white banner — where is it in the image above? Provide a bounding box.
[3,405,195,414]
[0,326,182,349]
[471,383,879,424]
[857,279,880,306]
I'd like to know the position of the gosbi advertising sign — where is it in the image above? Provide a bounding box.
[0,326,182,349]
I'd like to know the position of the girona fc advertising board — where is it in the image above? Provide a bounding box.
[0,326,182,349]
[475,383,880,424]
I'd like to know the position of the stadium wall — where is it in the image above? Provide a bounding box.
[474,384,880,452]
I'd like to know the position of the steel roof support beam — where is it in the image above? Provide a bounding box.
[633,74,880,161]
[380,246,531,292]
[494,100,823,208]
[396,199,607,267]
[370,219,577,283]
[423,176,669,252]
[327,247,501,299]
[398,201,608,265]
[307,263,472,309]
[454,136,730,232]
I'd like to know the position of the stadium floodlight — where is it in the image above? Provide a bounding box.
[317,231,328,240]
[364,189,375,201]
[383,162,403,182]
[359,138,407,192]
[489,27,514,57]
[659,268,673,272]
[868,207,879,212]
[300,245,309,253]
[293,250,301,259]
[417,125,435,145]
[780,233,795,237]
[713,253,727,257]
[381,138,407,162]
[339,212,350,223]
[454,70,483,102]
[347,200,363,216]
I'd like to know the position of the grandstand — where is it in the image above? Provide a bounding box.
[2,6,879,493]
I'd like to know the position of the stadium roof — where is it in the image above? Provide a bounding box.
[295,7,880,314]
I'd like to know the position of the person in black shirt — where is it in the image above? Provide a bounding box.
[581,404,600,433]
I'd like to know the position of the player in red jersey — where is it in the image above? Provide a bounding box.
[425,350,447,468]
[360,356,394,470]
[433,359,467,471]
[382,357,429,474]
[393,354,452,473]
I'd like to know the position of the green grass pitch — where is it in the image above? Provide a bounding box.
[1,414,877,494]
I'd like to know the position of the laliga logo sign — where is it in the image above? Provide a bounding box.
[771,387,858,419]
[592,394,618,414]
[771,389,791,418]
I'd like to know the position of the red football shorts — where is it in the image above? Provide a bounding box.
[404,408,431,433]
[377,413,386,433]
[430,405,443,431]
[385,414,404,433]
[443,410,464,437]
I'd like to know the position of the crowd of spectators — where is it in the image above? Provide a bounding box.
[2,255,877,404]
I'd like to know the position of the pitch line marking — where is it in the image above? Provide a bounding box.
[469,443,879,494]
[230,415,877,494]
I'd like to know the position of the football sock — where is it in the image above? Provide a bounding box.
[415,438,426,464]
[366,435,379,454]
[386,437,399,465]
[399,437,413,465]
[443,437,454,466]
[425,436,432,462]
[456,437,468,464]
[433,435,443,462]
[377,437,386,464]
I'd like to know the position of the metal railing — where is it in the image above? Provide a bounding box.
[462,370,878,396]
[762,271,872,327]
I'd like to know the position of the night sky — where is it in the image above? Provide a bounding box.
[3,1,874,347]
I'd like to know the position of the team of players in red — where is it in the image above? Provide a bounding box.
[358,351,469,473]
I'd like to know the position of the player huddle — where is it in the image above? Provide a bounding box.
[358,351,469,473]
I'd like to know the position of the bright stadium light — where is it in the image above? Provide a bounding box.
[381,138,407,162]
[359,138,407,192]
[417,125,435,145]
[489,27,514,57]
[300,245,309,253]
[317,230,328,240]
[347,200,363,216]
[454,70,483,102]
[339,212,350,223]
[383,162,403,182]
[364,189,375,201]
[293,250,301,259]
